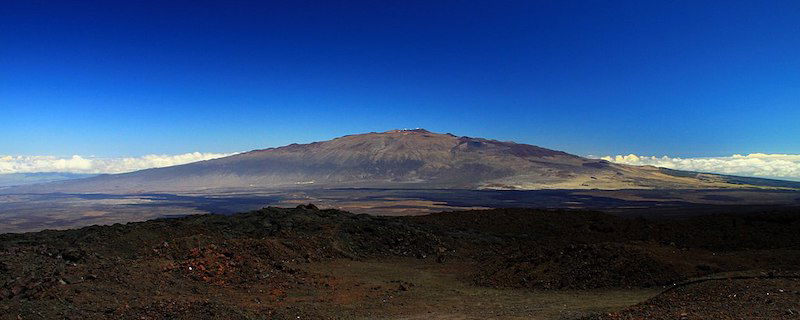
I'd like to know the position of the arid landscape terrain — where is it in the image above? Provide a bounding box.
[2,130,798,234]
[1,205,798,319]
[6,1,800,318]
[1,130,799,319]
[2,188,800,234]
[9,130,800,194]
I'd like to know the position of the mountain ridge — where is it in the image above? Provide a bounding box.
[4,129,789,193]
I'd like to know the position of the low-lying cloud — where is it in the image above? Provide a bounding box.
[3,151,799,182]
[599,153,800,181]
[0,152,237,174]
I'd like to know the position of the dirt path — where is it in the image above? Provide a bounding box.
[300,258,660,319]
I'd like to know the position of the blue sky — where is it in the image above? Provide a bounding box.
[2,0,799,159]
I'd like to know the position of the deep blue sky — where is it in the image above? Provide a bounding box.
[2,1,798,157]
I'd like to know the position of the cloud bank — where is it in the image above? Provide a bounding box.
[599,153,800,181]
[3,151,798,182]
[0,152,237,175]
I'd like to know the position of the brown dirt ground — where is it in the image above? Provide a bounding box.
[1,206,798,319]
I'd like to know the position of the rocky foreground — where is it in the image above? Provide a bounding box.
[1,205,799,319]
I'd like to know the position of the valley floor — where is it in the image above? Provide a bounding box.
[299,258,660,319]
[2,188,799,234]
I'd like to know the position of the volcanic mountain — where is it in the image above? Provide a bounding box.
[12,129,792,193]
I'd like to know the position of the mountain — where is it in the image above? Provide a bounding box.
[0,173,96,188]
[9,129,795,193]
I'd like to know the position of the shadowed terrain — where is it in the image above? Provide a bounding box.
[3,129,797,235]
[1,206,798,319]
[2,188,799,234]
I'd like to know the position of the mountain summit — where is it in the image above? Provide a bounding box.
[16,130,775,192]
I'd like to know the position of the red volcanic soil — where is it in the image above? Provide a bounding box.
[1,206,799,319]
[585,274,800,319]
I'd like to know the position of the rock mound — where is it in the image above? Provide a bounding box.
[474,243,683,289]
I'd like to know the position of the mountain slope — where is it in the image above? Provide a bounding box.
[0,173,96,187]
[11,129,779,193]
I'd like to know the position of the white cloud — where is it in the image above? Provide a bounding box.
[598,153,800,181]
[0,152,237,174]
[4,151,799,182]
